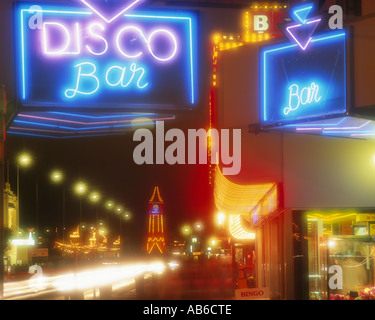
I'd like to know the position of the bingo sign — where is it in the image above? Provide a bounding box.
[15,1,198,111]
[260,4,347,126]
[235,288,270,300]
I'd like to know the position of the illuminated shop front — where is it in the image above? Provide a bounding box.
[214,167,283,299]
[211,1,375,300]
[293,210,375,300]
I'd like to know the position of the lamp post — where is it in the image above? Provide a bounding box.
[115,205,124,232]
[115,205,124,255]
[50,170,65,244]
[89,191,101,225]
[181,224,192,254]
[17,153,32,198]
[216,212,226,227]
[122,211,132,254]
[16,152,33,228]
[74,181,87,226]
[105,200,114,210]
[89,191,101,295]
[194,222,203,252]
[182,225,192,238]
[50,170,63,184]
[17,152,32,168]
[182,225,192,237]
[104,200,115,225]
[208,237,219,255]
[123,211,131,222]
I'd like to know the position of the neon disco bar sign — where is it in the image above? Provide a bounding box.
[15,2,198,110]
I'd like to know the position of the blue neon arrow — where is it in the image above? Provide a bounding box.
[293,5,314,24]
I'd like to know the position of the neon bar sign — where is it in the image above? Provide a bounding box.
[15,2,198,110]
[260,31,347,125]
[284,82,322,116]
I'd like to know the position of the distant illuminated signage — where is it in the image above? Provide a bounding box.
[11,232,35,246]
[11,239,35,246]
[260,30,347,126]
[15,2,198,111]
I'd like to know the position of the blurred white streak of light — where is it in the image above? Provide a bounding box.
[4,260,168,299]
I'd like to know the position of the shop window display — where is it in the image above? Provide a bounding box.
[307,212,375,300]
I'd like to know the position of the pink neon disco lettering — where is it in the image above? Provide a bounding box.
[147,29,178,62]
[85,23,108,56]
[115,26,178,61]
[42,22,178,62]
[43,22,81,55]
[116,26,146,59]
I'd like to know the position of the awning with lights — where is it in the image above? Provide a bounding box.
[214,167,279,240]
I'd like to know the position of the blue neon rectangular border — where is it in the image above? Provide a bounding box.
[15,3,198,108]
[260,30,347,126]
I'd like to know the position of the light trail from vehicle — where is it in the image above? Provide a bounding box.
[3,260,176,300]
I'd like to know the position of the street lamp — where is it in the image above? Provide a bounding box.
[104,200,115,225]
[89,191,101,224]
[74,181,87,196]
[89,191,101,204]
[193,222,203,252]
[120,210,132,255]
[16,152,33,229]
[123,211,132,221]
[181,224,192,237]
[50,169,66,244]
[17,152,32,168]
[115,205,124,215]
[115,205,124,245]
[50,170,63,184]
[74,181,87,225]
[216,212,226,226]
[105,200,115,210]
[181,224,192,254]
[194,222,203,232]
